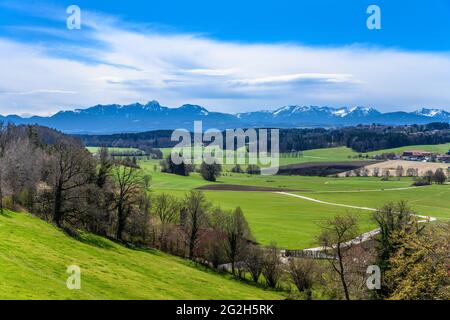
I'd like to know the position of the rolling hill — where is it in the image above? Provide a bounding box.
[0,211,282,300]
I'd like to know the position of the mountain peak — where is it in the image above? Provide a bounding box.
[143,100,162,111]
[346,106,379,116]
[2,103,449,134]
[414,108,449,118]
[178,104,209,115]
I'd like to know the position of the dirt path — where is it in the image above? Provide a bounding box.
[276,192,378,211]
[276,191,437,252]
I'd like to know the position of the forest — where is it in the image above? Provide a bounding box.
[77,122,450,153]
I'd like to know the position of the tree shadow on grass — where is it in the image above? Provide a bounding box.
[77,232,117,250]
[62,227,117,250]
[0,210,13,218]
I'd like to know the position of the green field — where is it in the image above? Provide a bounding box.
[203,191,375,249]
[86,146,142,154]
[159,146,367,169]
[300,184,450,220]
[216,175,413,192]
[86,144,450,249]
[366,143,450,156]
[279,147,366,165]
[138,157,450,249]
[0,211,282,300]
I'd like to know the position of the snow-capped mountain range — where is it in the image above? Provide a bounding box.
[1,101,449,134]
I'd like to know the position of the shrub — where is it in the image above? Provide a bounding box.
[246,164,261,175]
[200,162,222,182]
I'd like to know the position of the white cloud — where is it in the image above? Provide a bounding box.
[0,8,450,115]
[0,89,77,95]
[182,68,238,76]
[230,73,357,86]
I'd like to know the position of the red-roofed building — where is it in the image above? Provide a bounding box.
[402,150,432,161]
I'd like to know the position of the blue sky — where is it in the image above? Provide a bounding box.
[0,0,450,115]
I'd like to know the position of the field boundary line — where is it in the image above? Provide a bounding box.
[276,191,437,252]
[276,191,437,222]
[310,185,428,194]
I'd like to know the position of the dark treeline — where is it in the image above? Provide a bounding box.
[77,122,450,153]
[76,130,174,150]
[279,122,450,152]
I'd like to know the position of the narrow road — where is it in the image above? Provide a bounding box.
[276,192,377,211]
[275,191,437,252]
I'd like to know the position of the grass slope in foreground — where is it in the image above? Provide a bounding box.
[0,211,282,300]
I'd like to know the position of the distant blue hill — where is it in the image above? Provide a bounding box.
[1,101,449,134]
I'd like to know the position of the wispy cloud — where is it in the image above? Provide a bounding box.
[230,73,358,86]
[0,89,77,95]
[181,68,238,76]
[0,3,450,115]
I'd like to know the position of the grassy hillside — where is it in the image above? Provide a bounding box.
[366,143,450,156]
[0,211,283,300]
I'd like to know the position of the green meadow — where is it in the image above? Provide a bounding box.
[158,146,365,169]
[139,158,449,249]
[366,143,450,156]
[86,146,142,154]
[0,211,282,300]
[87,145,450,249]
[202,191,375,249]
[300,184,450,220]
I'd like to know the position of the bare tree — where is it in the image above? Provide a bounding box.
[203,208,227,268]
[361,167,370,177]
[287,258,320,299]
[244,245,264,283]
[96,146,113,188]
[47,141,95,227]
[423,170,434,184]
[318,214,359,300]
[262,244,283,288]
[2,137,42,209]
[153,193,181,250]
[0,158,4,214]
[381,169,391,180]
[181,191,209,259]
[406,167,417,177]
[372,167,380,177]
[112,164,146,241]
[395,165,404,177]
[223,207,253,275]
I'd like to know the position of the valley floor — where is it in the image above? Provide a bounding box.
[141,159,450,249]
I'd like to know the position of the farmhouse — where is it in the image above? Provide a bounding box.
[401,150,432,161]
[438,154,450,163]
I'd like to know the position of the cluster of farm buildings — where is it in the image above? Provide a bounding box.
[401,150,450,163]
